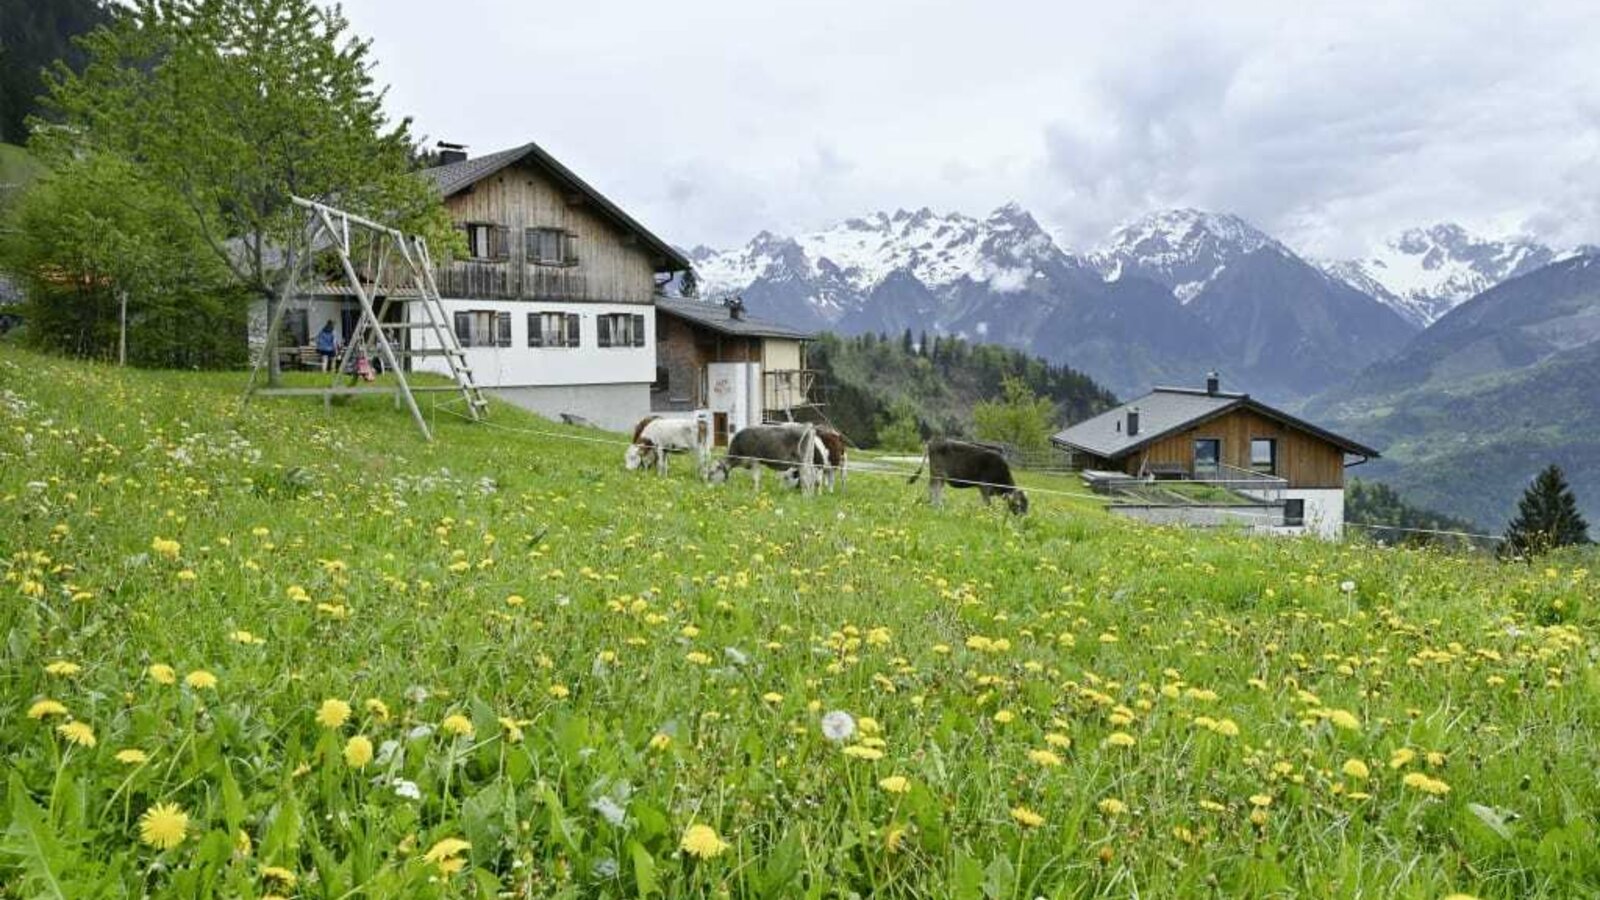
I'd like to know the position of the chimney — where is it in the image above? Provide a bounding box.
[437,141,468,165]
[1205,371,1220,395]
[726,296,746,320]
[1126,406,1140,436]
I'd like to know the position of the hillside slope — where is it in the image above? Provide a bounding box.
[1313,254,1600,528]
[2,348,1595,897]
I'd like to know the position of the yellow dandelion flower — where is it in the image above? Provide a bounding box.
[185,670,217,690]
[423,837,471,874]
[260,866,297,886]
[116,749,149,765]
[1027,749,1063,768]
[547,684,570,699]
[680,823,730,859]
[1211,718,1241,738]
[343,735,374,769]
[498,717,525,743]
[1044,732,1072,749]
[842,745,884,760]
[1250,807,1269,827]
[315,699,351,729]
[885,825,908,853]
[1402,772,1451,795]
[1104,732,1137,749]
[992,709,1015,724]
[878,775,911,794]
[685,651,712,665]
[44,660,81,676]
[1327,709,1361,731]
[27,699,68,719]
[286,585,309,602]
[441,714,474,738]
[648,732,672,751]
[148,664,176,685]
[1390,747,1417,769]
[1426,751,1447,767]
[762,692,785,704]
[1248,794,1273,808]
[1342,759,1370,780]
[504,594,526,606]
[1010,806,1045,828]
[1097,798,1127,816]
[858,717,882,736]
[138,802,188,850]
[57,721,96,747]
[365,698,390,721]
[151,537,181,560]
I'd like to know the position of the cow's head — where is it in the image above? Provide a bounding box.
[623,443,649,471]
[1006,489,1030,516]
[705,460,729,484]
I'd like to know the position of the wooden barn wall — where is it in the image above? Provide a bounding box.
[439,159,659,303]
[650,314,764,411]
[1125,408,1348,488]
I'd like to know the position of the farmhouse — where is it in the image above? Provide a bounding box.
[652,296,818,445]
[259,141,690,431]
[1052,373,1380,538]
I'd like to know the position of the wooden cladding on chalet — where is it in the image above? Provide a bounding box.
[439,160,659,303]
[1125,407,1348,489]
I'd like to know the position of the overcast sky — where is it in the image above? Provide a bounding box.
[338,0,1599,256]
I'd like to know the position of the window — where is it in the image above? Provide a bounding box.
[528,312,580,348]
[597,313,646,348]
[1283,499,1305,527]
[525,227,577,266]
[282,309,310,346]
[463,223,508,261]
[453,310,511,348]
[1250,438,1278,475]
[652,366,669,393]
[1193,438,1221,476]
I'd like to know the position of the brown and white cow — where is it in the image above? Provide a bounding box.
[624,416,708,477]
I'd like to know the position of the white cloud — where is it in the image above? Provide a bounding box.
[339,0,1600,254]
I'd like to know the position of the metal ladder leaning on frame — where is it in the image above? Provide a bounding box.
[244,196,488,440]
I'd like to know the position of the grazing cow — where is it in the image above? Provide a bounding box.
[780,426,848,492]
[624,416,707,476]
[708,423,824,494]
[907,438,1029,515]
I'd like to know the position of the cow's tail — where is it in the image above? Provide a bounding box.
[906,447,928,484]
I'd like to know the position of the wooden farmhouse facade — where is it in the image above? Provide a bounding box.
[1053,374,1380,538]
[653,297,817,445]
[256,141,691,431]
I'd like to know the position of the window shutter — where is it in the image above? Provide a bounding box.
[527,312,542,347]
[494,227,511,261]
[496,311,512,347]
[523,228,537,263]
[460,224,474,258]
[453,311,471,346]
[632,314,645,347]
[564,231,579,266]
[566,313,580,348]
[597,315,611,347]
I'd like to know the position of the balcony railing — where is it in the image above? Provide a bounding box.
[1193,462,1288,504]
[763,368,819,414]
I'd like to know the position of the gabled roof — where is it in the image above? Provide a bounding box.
[1052,386,1380,460]
[656,297,816,340]
[420,142,692,273]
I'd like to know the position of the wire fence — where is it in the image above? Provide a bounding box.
[421,399,1508,546]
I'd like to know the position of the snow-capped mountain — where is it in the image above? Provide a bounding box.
[1317,224,1557,327]
[1088,209,1285,303]
[690,203,1072,327]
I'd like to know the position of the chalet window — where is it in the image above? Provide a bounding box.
[1250,438,1278,475]
[1193,438,1221,477]
[282,309,310,346]
[1283,498,1306,527]
[464,223,509,261]
[528,311,580,348]
[525,227,577,266]
[597,313,647,348]
[453,310,511,348]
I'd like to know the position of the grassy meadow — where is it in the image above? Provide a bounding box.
[1,347,1597,898]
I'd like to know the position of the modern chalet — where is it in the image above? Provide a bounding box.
[1052,373,1380,538]
[652,296,817,445]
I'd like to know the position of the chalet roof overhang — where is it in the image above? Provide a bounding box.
[1051,388,1381,462]
[421,142,692,274]
[655,297,817,341]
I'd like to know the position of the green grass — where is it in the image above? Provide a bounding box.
[2,347,1597,898]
